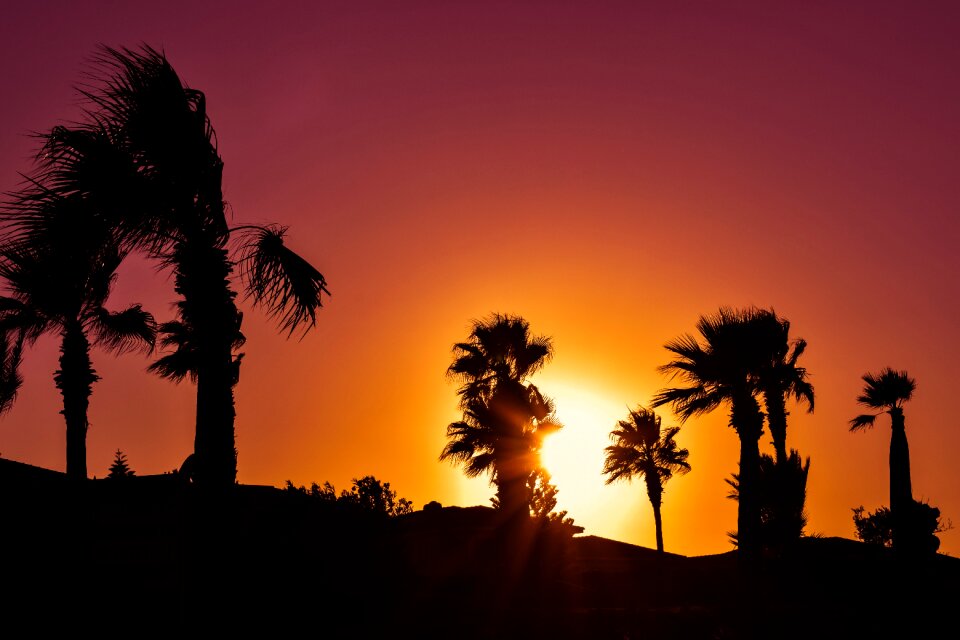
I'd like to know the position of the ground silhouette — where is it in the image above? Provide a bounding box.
[1,459,955,638]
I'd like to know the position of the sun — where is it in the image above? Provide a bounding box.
[538,381,643,540]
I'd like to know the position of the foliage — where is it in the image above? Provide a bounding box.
[3,45,329,486]
[441,313,561,516]
[850,368,916,432]
[285,476,413,517]
[490,468,583,535]
[652,307,778,555]
[853,500,950,554]
[727,450,810,551]
[107,449,135,479]
[603,406,690,552]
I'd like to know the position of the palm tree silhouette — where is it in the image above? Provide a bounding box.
[8,46,329,486]
[0,197,155,479]
[0,328,24,415]
[850,367,916,550]
[603,406,690,553]
[753,312,814,465]
[441,313,561,517]
[652,307,770,556]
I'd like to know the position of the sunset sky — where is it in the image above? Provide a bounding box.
[1,1,958,556]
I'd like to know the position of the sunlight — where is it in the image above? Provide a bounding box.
[538,381,641,539]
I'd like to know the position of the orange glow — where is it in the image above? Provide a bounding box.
[0,3,958,558]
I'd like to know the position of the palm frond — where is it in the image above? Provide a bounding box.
[0,329,25,415]
[238,225,329,337]
[849,413,877,432]
[91,304,157,354]
[147,349,198,383]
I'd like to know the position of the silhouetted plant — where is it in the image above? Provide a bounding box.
[727,450,809,553]
[5,46,329,486]
[0,202,155,479]
[441,314,561,519]
[0,329,24,415]
[107,449,135,479]
[490,467,583,534]
[603,406,690,553]
[653,307,774,556]
[751,312,814,466]
[285,476,413,516]
[853,501,948,554]
[850,368,916,551]
[341,475,414,516]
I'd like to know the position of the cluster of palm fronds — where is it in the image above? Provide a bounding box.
[0,46,329,484]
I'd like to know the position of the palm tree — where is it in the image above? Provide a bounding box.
[0,196,155,479]
[652,307,770,556]
[603,406,690,553]
[441,314,561,517]
[6,46,329,486]
[752,312,814,465]
[850,367,916,550]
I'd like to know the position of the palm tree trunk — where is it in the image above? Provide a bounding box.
[495,460,530,520]
[888,406,913,550]
[54,319,98,480]
[176,237,242,487]
[646,476,665,553]
[732,390,764,557]
[763,386,788,466]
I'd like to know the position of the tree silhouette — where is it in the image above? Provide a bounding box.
[603,406,690,553]
[5,46,329,486]
[652,307,771,556]
[850,367,916,551]
[726,450,810,552]
[0,196,155,479]
[752,312,814,465]
[0,328,24,415]
[107,449,135,478]
[441,313,561,518]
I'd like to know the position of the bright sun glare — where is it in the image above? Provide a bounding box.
[538,382,642,539]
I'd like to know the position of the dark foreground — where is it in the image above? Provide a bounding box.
[1,460,956,638]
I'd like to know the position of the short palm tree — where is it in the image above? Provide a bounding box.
[652,307,770,555]
[0,197,155,479]
[850,367,916,549]
[603,406,690,553]
[7,46,329,486]
[441,313,561,517]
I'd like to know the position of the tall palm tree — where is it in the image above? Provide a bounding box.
[850,367,916,550]
[441,314,561,517]
[752,312,814,465]
[603,406,690,553]
[7,46,329,486]
[0,196,155,479]
[652,307,770,556]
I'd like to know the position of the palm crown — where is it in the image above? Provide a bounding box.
[850,368,916,431]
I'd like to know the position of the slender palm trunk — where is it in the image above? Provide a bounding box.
[176,235,242,487]
[732,390,764,557]
[763,386,788,466]
[888,406,913,550]
[54,319,98,480]
[646,475,665,553]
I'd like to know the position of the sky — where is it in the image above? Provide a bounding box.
[0,1,958,556]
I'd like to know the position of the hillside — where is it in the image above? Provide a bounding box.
[0,460,955,637]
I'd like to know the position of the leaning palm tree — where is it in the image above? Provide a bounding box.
[6,46,329,486]
[0,196,155,479]
[441,314,561,517]
[850,367,916,550]
[603,406,690,553]
[652,307,771,556]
